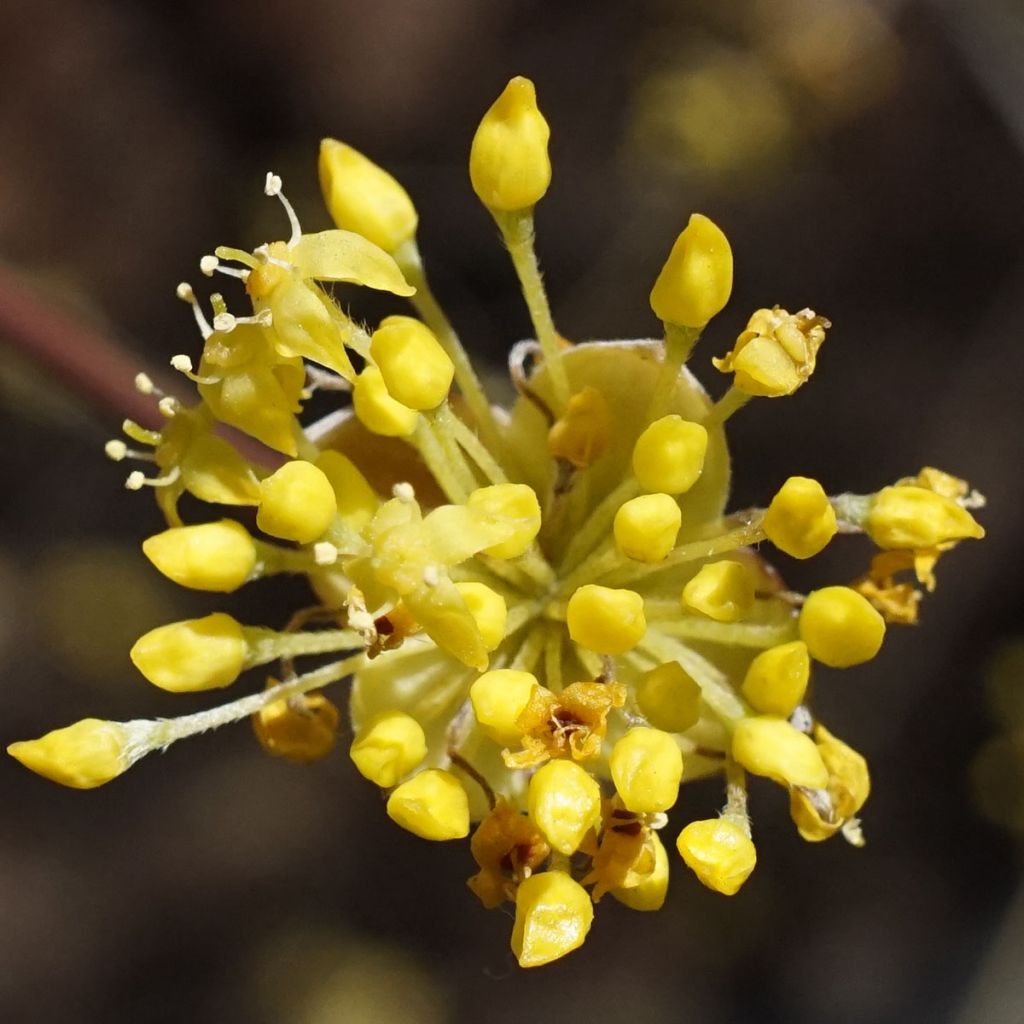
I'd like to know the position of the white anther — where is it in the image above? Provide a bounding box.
[158,396,179,418]
[104,440,128,462]
[170,354,193,373]
[422,564,441,587]
[789,705,814,735]
[392,482,416,503]
[313,542,339,566]
[264,172,282,197]
[134,372,155,395]
[254,308,273,326]
[212,312,237,333]
[125,471,147,491]
[199,255,219,277]
[648,812,669,831]
[175,282,195,301]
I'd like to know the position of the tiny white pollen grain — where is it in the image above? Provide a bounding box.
[104,440,128,462]
[199,255,219,276]
[125,471,147,491]
[170,354,193,373]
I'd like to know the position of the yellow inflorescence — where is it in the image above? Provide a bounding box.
[9,75,987,970]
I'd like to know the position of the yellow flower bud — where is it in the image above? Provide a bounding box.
[349,710,427,788]
[511,870,593,968]
[142,519,257,592]
[731,715,829,789]
[254,688,340,763]
[470,670,540,746]
[676,818,756,896]
[257,460,337,544]
[741,641,810,717]
[614,493,682,562]
[865,485,985,550]
[352,365,420,437]
[466,484,542,559]
[763,476,837,559]
[547,386,611,468]
[318,138,418,253]
[314,450,379,532]
[470,76,551,213]
[682,560,755,623]
[455,582,507,652]
[370,315,454,410]
[636,661,702,733]
[8,719,132,789]
[631,414,708,495]
[130,613,247,692]
[713,306,828,397]
[612,832,670,911]
[649,214,733,328]
[799,586,886,668]
[528,759,603,855]
[610,726,684,813]
[386,768,470,841]
[566,584,647,655]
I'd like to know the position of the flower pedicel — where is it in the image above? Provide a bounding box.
[9,76,986,968]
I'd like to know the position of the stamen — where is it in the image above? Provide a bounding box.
[200,254,250,282]
[104,440,128,462]
[392,481,416,503]
[125,466,182,491]
[313,542,339,566]
[211,308,273,334]
[134,372,159,396]
[176,282,213,340]
[253,243,295,271]
[264,170,302,248]
[169,354,220,387]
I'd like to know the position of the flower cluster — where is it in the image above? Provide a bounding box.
[9,77,986,968]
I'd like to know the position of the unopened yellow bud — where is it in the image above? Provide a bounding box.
[799,586,886,668]
[370,315,454,410]
[763,476,837,559]
[130,613,247,692]
[866,485,985,550]
[352,365,420,437]
[386,768,470,841]
[350,710,427,788]
[649,214,733,328]
[612,832,670,911]
[547,386,611,468]
[254,688,340,763]
[470,670,540,745]
[636,661,702,733]
[676,818,756,896]
[528,759,603,855]
[318,138,418,253]
[314,450,379,532]
[741,641,810,717]
[614,493,682,562]
[566,584,647,655]
[682,560,754,622]
[8,719,132,789]
[470,76,551,213]
[466,484,542,559]
[631,414,708,494]
[713,306,828,397]
[455,582,507,652]
[610,726,684,813]
[511,870,593,968]
[731,715,829,789]
[143,519,257,592]
[257,460,336,544]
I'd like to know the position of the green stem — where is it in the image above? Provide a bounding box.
[647,323,702,422]
[702,386,751,429]
[243,628,364,667]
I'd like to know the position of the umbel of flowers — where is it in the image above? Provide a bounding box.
[9,77,985,967]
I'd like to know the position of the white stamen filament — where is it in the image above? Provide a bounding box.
[176,281,213,339]
[264,170,302,248]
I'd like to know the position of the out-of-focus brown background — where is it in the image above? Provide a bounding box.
[2,1,1023,1021]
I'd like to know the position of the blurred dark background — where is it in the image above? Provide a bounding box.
[2,0,1023,1021]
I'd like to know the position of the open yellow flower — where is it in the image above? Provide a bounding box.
[10,76,986,969]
